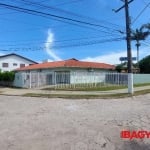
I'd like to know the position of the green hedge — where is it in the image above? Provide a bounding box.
[0,71,15,82]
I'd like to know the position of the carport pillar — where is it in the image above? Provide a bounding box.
[29,71,32,89]
[37,72,39,87]
[128,73,134,94]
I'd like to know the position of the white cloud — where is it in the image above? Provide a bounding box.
[82,48,150,65]
[45,29,61,61]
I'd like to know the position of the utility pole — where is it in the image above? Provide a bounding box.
[115,0,133,73]
[124,0,132,73]
[125,0,132,73]
[115,0,134,94]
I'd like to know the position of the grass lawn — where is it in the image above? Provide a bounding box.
[43,83,127,91]
[42,83,150,91]
[23,89,150,99]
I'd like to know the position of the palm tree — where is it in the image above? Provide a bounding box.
[142,23,150,30]
[131,26,150,65]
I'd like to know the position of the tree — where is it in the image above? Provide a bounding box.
[116,63,124,73]
[139,55,150,73]
[116,62,137,73]
[131,26,150,65]
[142,23,150,30]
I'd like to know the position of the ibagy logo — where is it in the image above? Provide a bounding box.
[121,130,150,140]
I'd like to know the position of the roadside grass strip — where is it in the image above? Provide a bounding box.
[23,89,150,99]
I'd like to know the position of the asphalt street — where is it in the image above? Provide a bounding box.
[0,94,150,150]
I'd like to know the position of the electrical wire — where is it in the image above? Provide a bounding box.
[0,2,123,37]
[0,1,126,53]
[0,35,116,45]
[18,0,123,32]
[0,0,125,41]
[52,37,124,49]
[132,1,150,25]
[0,0,123,34]
[0,37,124,51]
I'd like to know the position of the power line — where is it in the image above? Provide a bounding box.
[20,0,123,31]
[0,37,124,51]
[53,37,124,49]
[0,15,122,45]
[0,16,72,33]
[0,2,123,37]
[17,0,90,22]
[0,14,121,38]
[0,0,84,17]
[132,1,150,25]
[0,0,125,39]
[0,2,125,53]
[0,1,122,33]
[0,35,124,47]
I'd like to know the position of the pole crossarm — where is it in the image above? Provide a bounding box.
[114,0,134,12]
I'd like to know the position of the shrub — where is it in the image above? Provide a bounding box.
[0,71,15,82]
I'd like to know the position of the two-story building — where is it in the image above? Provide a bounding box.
[0,53,37,72]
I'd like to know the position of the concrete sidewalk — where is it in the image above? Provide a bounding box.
[0,86,150,96]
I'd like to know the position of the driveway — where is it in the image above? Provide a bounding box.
[0,94,150,150]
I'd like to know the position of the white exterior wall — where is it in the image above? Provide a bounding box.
[14,68,115,88]
[13,72,25,88]
[40,68,113,84]
[70,69,110,84]
[14,70,54,88]
[0,55,36,72]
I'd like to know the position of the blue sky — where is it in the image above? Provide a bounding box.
[0,0,150,64]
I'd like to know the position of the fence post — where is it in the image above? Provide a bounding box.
[128,73,134,94]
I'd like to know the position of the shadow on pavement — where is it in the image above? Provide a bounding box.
[122,140,150,150]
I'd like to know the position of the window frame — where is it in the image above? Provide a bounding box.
[13,63,17,66]
[2,63,9,68]
[20,64,25,68]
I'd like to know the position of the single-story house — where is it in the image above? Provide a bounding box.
[14,58,115,88]
[0,53,38,72]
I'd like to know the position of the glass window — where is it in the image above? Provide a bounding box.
[13,63,17,66]
[20,64,25,68]
[2,63,8,68]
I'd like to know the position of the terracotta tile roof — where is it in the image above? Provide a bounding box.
[15,58,115,71]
